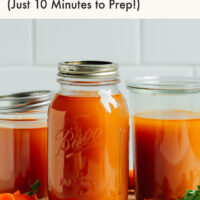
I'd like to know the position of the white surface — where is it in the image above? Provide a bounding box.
[35,20,140,65]
[0,20,32,65]
[142,20,200,65]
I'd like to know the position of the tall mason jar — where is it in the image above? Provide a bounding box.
[0,91,52,198]
[126,77,200,200]
[48,61,129,200]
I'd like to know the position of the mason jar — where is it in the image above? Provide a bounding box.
[126,77,200,200]
[48,61,129,200]
[0,91,52,198]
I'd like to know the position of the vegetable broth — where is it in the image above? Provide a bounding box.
[0,125,47,198]
[48,93,129,200]
[133,111,200,200]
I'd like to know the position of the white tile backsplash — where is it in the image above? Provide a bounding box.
[35,19,139,65]
[0,67,58,94]
[193,66,200,77]
[0,19,200,67]
[142,20,200,65]
[0,20,32,65]
[0,19,200,73]
[0,66,193,97]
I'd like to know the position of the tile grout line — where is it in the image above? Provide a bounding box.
[29,20,34,67]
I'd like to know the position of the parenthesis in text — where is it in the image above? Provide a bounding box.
[137,0,140,11]
[8,0,11,11]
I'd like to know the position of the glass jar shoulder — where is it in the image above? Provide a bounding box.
[49,86,128,115]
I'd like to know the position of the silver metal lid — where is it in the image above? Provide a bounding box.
[0,90,53,114]
[126,77,200,94]
[58,61,119,79]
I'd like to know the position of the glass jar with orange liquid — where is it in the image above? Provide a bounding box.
[0,91,52,199]
[48,61,129,200]
[127,77,200,200]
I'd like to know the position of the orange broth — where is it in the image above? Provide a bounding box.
[48,93,129,200]
[133,111,200,200]
[0,122,47,198]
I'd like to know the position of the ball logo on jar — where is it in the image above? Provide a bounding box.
[55,127,104,159]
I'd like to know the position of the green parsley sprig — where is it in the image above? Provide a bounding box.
[27,180,40,197]
[182,186,200,200]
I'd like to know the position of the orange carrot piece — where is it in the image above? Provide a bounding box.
[30,194,38,200]
[13,191,20,195]
[13,194,32,200]
[0,193,15,200]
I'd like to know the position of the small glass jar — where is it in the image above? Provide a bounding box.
[0,91,52,198]
[48,61,129,200]
[127,77,200,200]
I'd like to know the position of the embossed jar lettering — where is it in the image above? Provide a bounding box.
[55,127,103,159]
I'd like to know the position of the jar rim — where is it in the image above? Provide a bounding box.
[126,77,200,92]
[58,60,119,79]
[0,90,54,114]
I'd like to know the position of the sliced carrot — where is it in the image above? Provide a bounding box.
[0,193,15,200]
[13,191,20,195]
[30,194,37,200]
[13,194,32,200]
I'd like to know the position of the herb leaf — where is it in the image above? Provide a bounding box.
[182,185,200,200]
[27,180,40,197]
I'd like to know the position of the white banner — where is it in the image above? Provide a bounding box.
[0,0,200,18]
